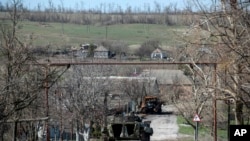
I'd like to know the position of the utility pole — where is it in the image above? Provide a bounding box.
[105,25,108,40]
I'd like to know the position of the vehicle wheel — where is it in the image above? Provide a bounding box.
[141,107,147,114]
[157,108,162,114]
[108,138,115,141]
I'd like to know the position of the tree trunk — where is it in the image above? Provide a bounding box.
[75,120,79,141]
[13,121,17,141]
[0,124,4,141]
[235,100,244,125]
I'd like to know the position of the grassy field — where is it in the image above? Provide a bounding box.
[177,116,228,141]
[1,20,186,49]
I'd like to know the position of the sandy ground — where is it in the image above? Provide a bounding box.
[142,105,181,141]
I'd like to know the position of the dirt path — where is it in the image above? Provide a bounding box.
[142,105,180,141]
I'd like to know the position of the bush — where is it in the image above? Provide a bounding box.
[135,39,161,58]
[31,46,47,55]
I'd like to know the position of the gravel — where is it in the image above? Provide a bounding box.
[142,105,180,141]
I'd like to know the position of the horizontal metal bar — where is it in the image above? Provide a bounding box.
[36,61,218,66]
[3,117,49,123]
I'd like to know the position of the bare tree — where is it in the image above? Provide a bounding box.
[167,35,217,132]
[98,40,128,59]
[0,1,65,140]
[194,0,249,125]
[136,39,161,60]
[120,76,159,113]
[0,0,56,140]
[60,65,115,140]
[178,0,250,126]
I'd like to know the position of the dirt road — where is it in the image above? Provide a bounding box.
[142,105,180,141]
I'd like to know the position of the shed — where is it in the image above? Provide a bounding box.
[151,48,167,59]
[94,46,110,58]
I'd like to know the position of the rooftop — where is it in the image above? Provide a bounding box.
[141,69,192,85]
[95,46,108,52]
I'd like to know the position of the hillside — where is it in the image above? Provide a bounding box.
[2,20,186,50]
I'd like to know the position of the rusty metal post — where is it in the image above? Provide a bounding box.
[60,91,63,141]
[213,64,217,141]
[45,66,50,141]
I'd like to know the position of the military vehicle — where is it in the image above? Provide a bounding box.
[106,113,153,141]
[138,96,162,114]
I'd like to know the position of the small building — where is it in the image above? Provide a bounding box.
[72,44,111,58]
[71,46,83,57]
[81,49,89,58]
[94,46,110,59]
[81,44,98,58]
[151,48,167,59]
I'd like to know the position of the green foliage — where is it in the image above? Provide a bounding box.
[178,65,192,76]
[218,129,227,139]
[91,122,102,138]
[88,44,96,57]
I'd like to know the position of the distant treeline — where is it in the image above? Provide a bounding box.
[0,1,200,26]
[24,12,199,26]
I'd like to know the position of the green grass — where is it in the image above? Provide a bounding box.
[177,116,228,140]
[177,116,194,135]
[5,20,185,47]
[218,129,228,139]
